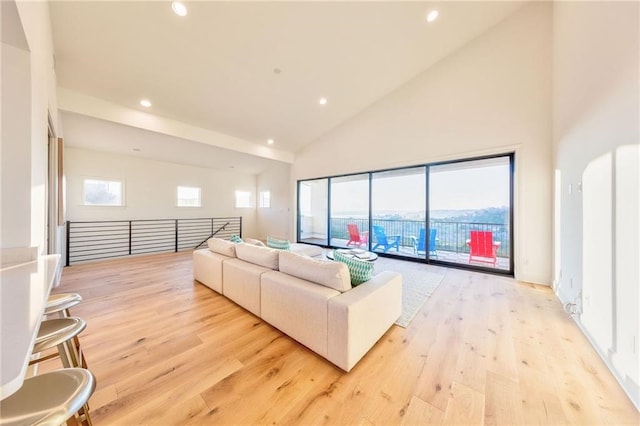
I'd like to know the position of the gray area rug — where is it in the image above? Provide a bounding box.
[374,257,444,328]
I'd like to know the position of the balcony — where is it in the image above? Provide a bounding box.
[300,217,511,271]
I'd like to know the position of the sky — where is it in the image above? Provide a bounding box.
[325,162,510,213]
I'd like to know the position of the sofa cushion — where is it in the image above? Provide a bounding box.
[266,236,290,250]
[261,271,340,358]
[207,237,237,258]
[244,237,266,247]
[223,258,269,317]
[290,243,324,258]
[278,251,351,293]
[235,243,279,270]
[333,250,373,286]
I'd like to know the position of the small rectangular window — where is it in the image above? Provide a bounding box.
[177,186,201,207]
[83,179,123,206]
[235,190,252,208]
[258,191,271,208]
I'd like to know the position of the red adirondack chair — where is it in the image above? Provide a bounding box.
[468,230,498,267]
[347,224,368,247]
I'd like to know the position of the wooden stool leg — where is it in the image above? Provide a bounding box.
[57,342,73,368]
[73,335,88,369]
[74,403,93,426]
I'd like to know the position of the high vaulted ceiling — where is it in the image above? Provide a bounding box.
[50,1,526,171]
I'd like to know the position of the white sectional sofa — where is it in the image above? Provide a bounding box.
[192,238,402,372]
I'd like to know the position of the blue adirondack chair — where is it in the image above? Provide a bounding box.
[412,228,437,257]
[372,225,401,253]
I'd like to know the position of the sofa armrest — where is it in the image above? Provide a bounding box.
[193,249,230,294]
[327,271,402,371]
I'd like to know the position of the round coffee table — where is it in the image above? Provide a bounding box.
[325,249,378,262]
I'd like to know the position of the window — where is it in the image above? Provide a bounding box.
[177,186,201,207]
[235,190,252,208]
[258,191,271,208]
[83,179,123,206]
[296,153,514,275]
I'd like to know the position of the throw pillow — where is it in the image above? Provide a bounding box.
[229,235,243,244]
[267,236,290,251]
[333,249,373,286]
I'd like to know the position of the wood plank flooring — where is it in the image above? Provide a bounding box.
[43,251,639,425]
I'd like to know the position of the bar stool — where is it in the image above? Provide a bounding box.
[45,293,83,318]
[44,293,87,369]
[30,317,87,370]
[0,368,95,426]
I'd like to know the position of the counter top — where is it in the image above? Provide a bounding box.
[0,254,61,399]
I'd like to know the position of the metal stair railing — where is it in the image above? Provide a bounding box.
[65,216,242,266]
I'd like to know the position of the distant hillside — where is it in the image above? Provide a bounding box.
[430,209,475,219]
[332,207,509,224]
[437,207,509,224]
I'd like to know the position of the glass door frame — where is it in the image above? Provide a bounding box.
[425,153,514,275]
[295,152,515,277]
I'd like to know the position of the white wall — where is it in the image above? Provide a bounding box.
[256,163,291,241]
[292,2,553,284]
[1,42,31,248]
[1,0,60,256]
[553,0,639,408]
[65,147,258,237]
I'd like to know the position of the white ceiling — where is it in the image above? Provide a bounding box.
[50,1,526,171]
[60,111,282,174]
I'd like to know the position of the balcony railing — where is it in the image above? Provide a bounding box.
[329,217,510,258]
[66,216,242,265]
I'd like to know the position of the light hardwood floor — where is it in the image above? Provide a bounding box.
[46,251,638,425]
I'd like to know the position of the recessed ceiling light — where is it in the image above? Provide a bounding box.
[318,97,328,106]
[267,139,275,145]
[140,99,152,107]
[133,148,141,152]
[171,1,187,17]
[426,10,439,23]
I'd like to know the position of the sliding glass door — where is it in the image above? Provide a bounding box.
[428,155,512,271]
[371,167,426,258]
[297,179,328,245]
[296,153,514,275]
[330,174,370,248]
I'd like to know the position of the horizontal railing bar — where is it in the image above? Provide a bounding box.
[177,232,211,238]
[130,235,176,241]
[69,242,130,250]
[69,238,130,245]
[70,249,129,258]
[70,253,131,262]
[70,228,129,234]
[130,239,175,245]
[69,242,130,249]
[130,242,175,249]
[69,222,130,226]
[70,244,129,252]
[130,231,175,236]
[131,223,175,231]
[130,248,175,255]
[178,224,215,229]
